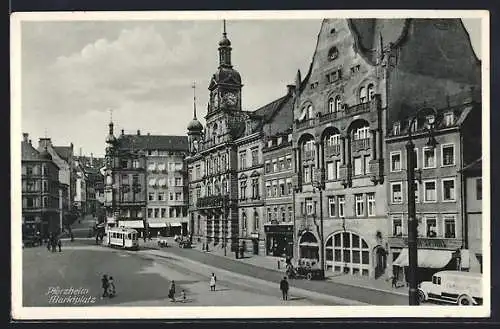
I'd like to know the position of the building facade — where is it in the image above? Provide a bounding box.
[388,91,482,283]
[262,129,295,257]
[145,138,189,237]
[462,158,482,273]
[186,23,294,255]
[291,18,481,279]
[104,122,189,237]
[22,133,61,237]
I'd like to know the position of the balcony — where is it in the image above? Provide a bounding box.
[196,195,229,209]
[344,101,372,116]
[351,138,370,152]
[295,118,316,131]
[319,111,339,123]
[324,144,341,157]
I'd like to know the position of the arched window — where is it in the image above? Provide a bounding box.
[325,232,370,276]
[335,96,342,112]
[328,98,334,113]
[367,84,375,101]
[359,87,367,103]
[307,105,313,119]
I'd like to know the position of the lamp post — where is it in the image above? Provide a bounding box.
[406,108,438,305]
[312,172,326,280]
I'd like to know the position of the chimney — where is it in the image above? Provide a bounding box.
[137,130,141,135]
[29,139,32,145]
[121,129,124,136]
[147,132,150,136]
[286,84,296,96]
[22,133,28,143]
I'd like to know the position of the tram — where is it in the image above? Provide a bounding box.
[106,227,139,250]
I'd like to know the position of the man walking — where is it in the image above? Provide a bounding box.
[101,275,109,299]
[280,276,289,301]
[57,239,62,252]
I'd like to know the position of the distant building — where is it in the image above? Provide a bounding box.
[104,124,188,237]
[22,133,60,236]
[37,137,75,229]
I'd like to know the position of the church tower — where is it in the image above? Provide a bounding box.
[187,82,204,154]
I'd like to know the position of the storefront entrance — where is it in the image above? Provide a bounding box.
[264,224,293,258]
[298,231,319,261]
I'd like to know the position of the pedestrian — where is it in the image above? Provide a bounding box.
[51,238,57,252]
[168,280,176,302]
[391,275,398,288]
[108,276,116,297]
[209,273,217,291]
[181,290,186,302]
[101,275,109,299]
[280,276,289,301]
[47,237,51,251]
[57,239,62,252]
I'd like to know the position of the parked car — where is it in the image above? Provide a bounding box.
[157,239,169,248]
[417,270,483,305]
[286,258,325,280]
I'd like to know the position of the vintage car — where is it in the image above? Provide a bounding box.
[157,239,169,248]
[178,239,192,249]
[418,270,482,305]
[286,258,325,280]
[23,235,42,248]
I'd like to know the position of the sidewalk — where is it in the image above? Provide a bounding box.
[164,237,408,297]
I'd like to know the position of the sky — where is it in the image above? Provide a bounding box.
[20,18,482,157]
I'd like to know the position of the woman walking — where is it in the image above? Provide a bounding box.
[108,276,116,298]
[168,280,176,302]
[209,273,217,291]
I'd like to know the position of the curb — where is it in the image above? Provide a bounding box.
[189,246,407,298]
[141,249,369,306]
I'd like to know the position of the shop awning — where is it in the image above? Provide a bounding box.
[149,222,167,228]
[393,248,453,268]
[119,220,144,229]
[169,223,182,227]
[460,249,482,273]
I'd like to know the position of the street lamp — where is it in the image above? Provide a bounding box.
[406,107,438,305]
[312,173,326,280]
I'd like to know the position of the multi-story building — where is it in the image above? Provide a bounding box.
[104,125,147,235]
[22,133,61,237]
[186,22,294,255]
[144,136,189,237]
[103,122,189,237]
[262,129,295,257]
[37,138,75,230]
[388,91,481,283]
[73,159,87,213]
[291,18,481,279]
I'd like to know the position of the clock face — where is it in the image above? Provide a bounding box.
[223,91,238,106]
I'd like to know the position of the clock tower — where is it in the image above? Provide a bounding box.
[207,20,243,120]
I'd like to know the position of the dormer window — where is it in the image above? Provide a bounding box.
[268,140,273,148]
[328,47,339,61]
[393,122,401,135]
[359,87,367,103]
[444,112,454,126]
[350,65,360,74]
[310,82,319,89]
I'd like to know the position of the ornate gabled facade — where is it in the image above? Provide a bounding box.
[291,18,481,279]
[186,21,294,255]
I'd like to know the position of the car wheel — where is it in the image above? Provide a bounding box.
[417,289,426,304]
[306,272,313,280]
[458,294,473,306]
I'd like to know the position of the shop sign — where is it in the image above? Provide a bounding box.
[400,238,453,249]
[264,225,293,234]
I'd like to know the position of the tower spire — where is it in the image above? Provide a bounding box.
[192,81,197,119]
